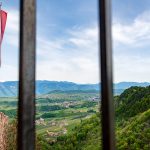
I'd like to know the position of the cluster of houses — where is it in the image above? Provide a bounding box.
[35,118,46,125]
[36,118,68,127]
[91,96,100,101]
[61,101,78,108]
[36,118,68,139]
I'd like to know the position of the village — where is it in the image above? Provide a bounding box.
[36,117,69,139]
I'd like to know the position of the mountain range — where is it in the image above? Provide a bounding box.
[0,80,150,97]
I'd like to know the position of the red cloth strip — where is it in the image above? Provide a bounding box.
[0,10,7,66]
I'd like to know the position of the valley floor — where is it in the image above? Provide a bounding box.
[1,86,150,149]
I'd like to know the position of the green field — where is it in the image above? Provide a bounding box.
[0,90,100,142]
[2,87,149,149]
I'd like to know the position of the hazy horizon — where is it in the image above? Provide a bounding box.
[1,79,150,85]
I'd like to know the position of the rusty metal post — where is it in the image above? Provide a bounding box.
[98,0,116,149]
[18,0,36,149]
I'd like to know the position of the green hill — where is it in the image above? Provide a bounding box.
[37,114,102,150]
[41,109,149,150]
[115,86,150,119]
[41,86,150,150]
[117,109,150,150]
[5,86,150,149]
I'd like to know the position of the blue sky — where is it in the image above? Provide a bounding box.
[0,0,150,83]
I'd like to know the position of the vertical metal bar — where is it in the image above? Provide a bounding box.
[98,0,115,150]
[18,0,36,149]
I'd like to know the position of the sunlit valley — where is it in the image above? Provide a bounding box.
[0,81,150,149]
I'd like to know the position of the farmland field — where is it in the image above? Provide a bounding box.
[1,86,150,149]
[0,90,100,142]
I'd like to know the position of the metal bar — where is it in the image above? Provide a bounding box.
[18,0,36,149]
[98,0,115,150]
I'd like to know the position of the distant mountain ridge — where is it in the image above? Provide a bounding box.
[114,82,150,89]
[0,80,150,97]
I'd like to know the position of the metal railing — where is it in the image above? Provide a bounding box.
[99,0,115,149]
[18,0,36,149]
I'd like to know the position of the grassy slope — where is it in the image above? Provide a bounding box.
[38,114,101,150]
[46,86,150,150]
[3,87,150,149]
[115,86,150,120]
[116,109,150,150]
[82,109,150,150]
[46,109,150,150]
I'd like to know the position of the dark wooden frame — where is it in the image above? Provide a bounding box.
[99,0,115,149]
[18,0,36,149]
[17,0,115,150]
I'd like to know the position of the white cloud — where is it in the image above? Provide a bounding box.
[113,55,150,82]
[113,11,150,47]
[113,10,150,82]
[4,9,19,47]
[37,25,99,84]
[37,10,150,83]
[0,64,18,81]
[3,6,150,83]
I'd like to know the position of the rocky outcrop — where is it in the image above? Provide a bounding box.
[0,112,8,150]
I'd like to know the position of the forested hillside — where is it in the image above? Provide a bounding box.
[116,109,150,149]
[115,86,150,119]
[3,86,150,149]
[40,86,150,150]
[41,110,150,150]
